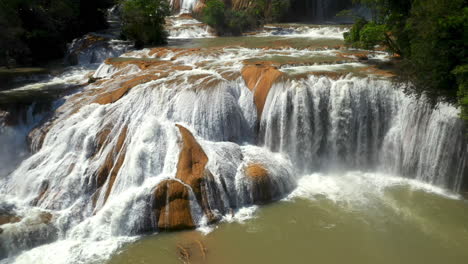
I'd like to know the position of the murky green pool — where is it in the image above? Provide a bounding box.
[108,173,468,264]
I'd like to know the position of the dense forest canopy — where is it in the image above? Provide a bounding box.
[345,0,468,121]
[0,0,114,66]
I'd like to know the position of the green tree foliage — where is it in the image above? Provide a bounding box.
[454,65,468,121]
[202,0,289,36]
[0,0,113,66]
[202,0,257,35]
[346,0,468,120]
[120,0,170,48]
[359,23,386,50]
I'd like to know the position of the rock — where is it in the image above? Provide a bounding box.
[0,214,21,226]
[93,126,128,207]
[39,212,53,224]
[147,125,224,231]
[356,54,369,61]
[93,75,160,105]
[175,124,209,188]
[175,125,222,223]
[66,34,108,65]
[0,211,57,259]
[244,164,273,204]
[152,179,195,230]
[241,63,283,118]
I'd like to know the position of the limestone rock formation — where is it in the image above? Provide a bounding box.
[148,124,223,231]
[244,164,273,204]
[152,179,195,230]
[241,62,283,117]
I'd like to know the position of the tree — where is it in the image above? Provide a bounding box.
[0,0,113,66]
[346,0,468,121]
[202,0,290,36]
[120,0,170,48]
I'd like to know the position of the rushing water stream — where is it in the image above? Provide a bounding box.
[0,10,467,264]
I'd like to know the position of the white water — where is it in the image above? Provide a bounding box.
[259,25,349,39]
[167,16,214,39]
[260,77,466,190]
[0,24,466,264]
[172,0,199,14]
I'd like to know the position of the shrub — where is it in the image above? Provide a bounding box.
[202,0,258,36]
[347,0,468,112]
[453,65,468,121]
[359,23,386,50]
[344,18,368,47]
[0,0,113,66]
[202,0,289,36]
[120,0,170,48]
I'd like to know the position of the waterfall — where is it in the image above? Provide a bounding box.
[171,0,200,14]
[0,39,466,263]
[260,77,467,191]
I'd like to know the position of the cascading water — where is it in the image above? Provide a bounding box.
[0,18,466,264]
[260,77,467,191]
[171,0,200,14]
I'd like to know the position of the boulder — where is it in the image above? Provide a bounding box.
[152,180,195,230]
[244,164,273,204]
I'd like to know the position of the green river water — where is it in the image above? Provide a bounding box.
[109,172,468,264]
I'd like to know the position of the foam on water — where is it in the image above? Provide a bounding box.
[287,171,461,205]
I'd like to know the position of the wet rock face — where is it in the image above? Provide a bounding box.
[152,180,195,230]
[0,211,56,260]
[66,33,131,65]
[244,164,273,204]
[148,124,223,231]
[0,214,21,226]
[241,63,283,118]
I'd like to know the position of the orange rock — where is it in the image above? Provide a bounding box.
[31,180,49,206]
[93,74,160,105]
[94,126,128,206]
[174,125,221,223]
[175,124,209,193]
[146,125,222,231]
[152,179,195,230]
[245,164,273,204]
[241,63,283,117]
[0,214,21,226]
[103,58,170,70]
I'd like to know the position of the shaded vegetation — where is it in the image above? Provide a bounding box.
[120,0,170,48]
[201,0,290,36]
[0,0,114,67]
[345,0,468,120]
